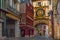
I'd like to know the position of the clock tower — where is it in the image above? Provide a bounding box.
[33,0,53,37]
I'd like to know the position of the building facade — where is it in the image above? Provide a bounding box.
[0,0,20,38]
[53,0,60,40]
[20,0,34,37]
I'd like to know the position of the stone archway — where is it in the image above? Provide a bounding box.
[35,23,49,37]
[34,19,49,27]
[34,19,52,37]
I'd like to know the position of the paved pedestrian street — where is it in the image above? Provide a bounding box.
[5,36,53,40]
[0,0,60,40]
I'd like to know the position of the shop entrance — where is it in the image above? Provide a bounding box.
[6,17,15,37]
[20,29,25,37]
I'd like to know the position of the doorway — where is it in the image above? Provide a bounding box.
[20,29,25,37]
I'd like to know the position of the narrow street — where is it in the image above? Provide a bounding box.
[5,36,53,40]
[0,0,60,40]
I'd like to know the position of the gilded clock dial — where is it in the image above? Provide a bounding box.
[36,9,45,16]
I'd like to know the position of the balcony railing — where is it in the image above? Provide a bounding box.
[7,5,20,16]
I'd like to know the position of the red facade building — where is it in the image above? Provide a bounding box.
[20,2,34,37]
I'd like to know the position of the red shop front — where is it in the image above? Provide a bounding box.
[20,26,34,37]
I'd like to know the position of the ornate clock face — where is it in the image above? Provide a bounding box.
[36,9,45,17]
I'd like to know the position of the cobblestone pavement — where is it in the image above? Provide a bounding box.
[5,36,53,40]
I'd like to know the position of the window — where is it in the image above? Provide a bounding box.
[10,0,13,7]
[9,0,17,9]
[2,22,4,36]
[0,13,1,17]
[0,0,1,8]
[26,0,30,3]
[0,11,1,17]
[18,0,20,3]
[38,2,41,6]
[30,0,33,5]
[1,0,4,8]
[0,0,6,8]
[0,11,5,19]
[42,1,49,6]
[0,0,3,8]
[49,0,51,5]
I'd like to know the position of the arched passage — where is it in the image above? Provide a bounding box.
[35,23,49,38]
